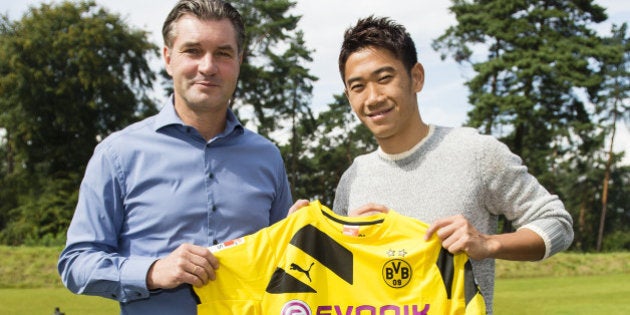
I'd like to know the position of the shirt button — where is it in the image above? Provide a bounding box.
[208,172,214,179]
[213,240,218,245]
[212,205,217,212]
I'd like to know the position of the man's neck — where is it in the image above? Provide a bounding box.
[174,102,227,142]
[378,121,430,155]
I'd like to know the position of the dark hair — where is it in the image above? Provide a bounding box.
[338,16,418,83]
[162,0,245,54]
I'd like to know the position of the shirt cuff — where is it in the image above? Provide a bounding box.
[119,257,158,302]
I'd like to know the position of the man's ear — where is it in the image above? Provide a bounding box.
[412,62,425,93]
[163,46,173,76]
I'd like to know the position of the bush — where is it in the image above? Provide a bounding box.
[603,231,630,251]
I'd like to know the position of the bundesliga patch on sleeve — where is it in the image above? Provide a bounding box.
[208,237,245,253]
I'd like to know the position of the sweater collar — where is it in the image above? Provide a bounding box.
[377,125,436,161]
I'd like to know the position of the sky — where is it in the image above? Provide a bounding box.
[1,0,629,162]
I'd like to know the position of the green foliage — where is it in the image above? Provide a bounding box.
[0,1,158,245]
[231,0,317,137]
[433,0,629,251]
[603,231,630,251]
[495,252,630,278]
[285,94,377,206]
[0,175,77,246]
[433,0,607,181]
[0,246,63,288]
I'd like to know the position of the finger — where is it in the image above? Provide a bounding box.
[188,252,219,280]
[187,266,206,287]
[349,203,389,217]
[425,221,447,241]
[187,263,211,287]
[185,245,219,269]
[288,199,310,215]
[444,236,468,255]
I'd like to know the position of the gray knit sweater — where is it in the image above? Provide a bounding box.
[333,125,574,314]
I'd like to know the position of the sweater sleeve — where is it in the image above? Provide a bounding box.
[480,136,574,259]
[332,164,354,216]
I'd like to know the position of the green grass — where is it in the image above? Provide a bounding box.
[0,246,63,288]
[494,273,630,314]
[495,252,630,278]
[0,288,118,315]
[1,246,628,314]
[2,275,629,315]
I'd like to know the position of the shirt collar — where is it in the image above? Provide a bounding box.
[153,96,244,138]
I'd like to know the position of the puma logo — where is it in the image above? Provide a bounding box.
[290,262,315,282]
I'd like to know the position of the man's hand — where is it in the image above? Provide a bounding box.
[348,203,390,217]
[287,199,310,216]
[425,215,497,261]
[425,214,546,261]
[146,243,219,290]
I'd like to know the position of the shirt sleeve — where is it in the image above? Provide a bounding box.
[57,144,153,302]
[480,136,574,259]
[269,153,293,224]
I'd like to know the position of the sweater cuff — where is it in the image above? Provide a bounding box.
[518,219,570,260]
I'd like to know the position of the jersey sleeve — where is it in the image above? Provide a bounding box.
[194,231,275,314]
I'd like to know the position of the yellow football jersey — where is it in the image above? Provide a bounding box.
[195,200,486,314]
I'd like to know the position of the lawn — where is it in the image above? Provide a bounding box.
[494,273,630,314]
[0,288,118,314]
[1,247,628,314]
[1,273,629,314]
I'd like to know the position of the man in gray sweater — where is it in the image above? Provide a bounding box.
[331,16,574,314]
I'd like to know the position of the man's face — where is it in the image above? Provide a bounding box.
[164,15,242,114]
[344,47,424,143]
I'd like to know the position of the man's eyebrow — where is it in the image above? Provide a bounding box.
[177,42,237,52]
[216,44,237,52]
[346,66,396,86]
[178,41,201,49]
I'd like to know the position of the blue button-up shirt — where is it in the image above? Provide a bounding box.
[58,99,293,314]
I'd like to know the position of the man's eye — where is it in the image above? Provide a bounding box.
[183,48,200,55]
[350,84,364,91]
[379,75,393,82]
[217,51,233,58]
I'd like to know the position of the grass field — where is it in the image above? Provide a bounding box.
[2,273,630,314]
[1,246,629,314]
[494,273,630,314]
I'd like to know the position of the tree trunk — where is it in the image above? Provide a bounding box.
[596,108,618,252]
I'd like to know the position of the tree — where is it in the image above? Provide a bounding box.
[268,30,317,192]
[293,94,377,206]
[0,1,158,244]
[231,0,316,138]
[593,23,630,251]
[432,0,610,238]
[432,0,607,189]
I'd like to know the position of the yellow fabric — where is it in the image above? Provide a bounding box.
[195,200,486,314]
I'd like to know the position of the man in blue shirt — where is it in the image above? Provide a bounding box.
[57,1,293,314]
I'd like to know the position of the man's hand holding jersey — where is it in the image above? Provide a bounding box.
[147,243,219,290]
